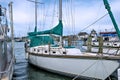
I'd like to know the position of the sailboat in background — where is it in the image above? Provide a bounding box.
[25,0,120,79]
[0,2,14,80]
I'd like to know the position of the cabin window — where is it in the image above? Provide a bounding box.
[45,50,47,53]
[114,44,117,45]
[104,37,109,41]
[107,43,109,45]
[34,49,36,51]
[37,49,40,52]
[53,51,56,53]
[63,52,66,54]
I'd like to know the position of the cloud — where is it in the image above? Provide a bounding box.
[65,0,120,35]
[1,0,120,36]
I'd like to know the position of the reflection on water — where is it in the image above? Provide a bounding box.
[13,42,28,80]
[13,59,28,80]
[28,65,71,80]
[13,42,71,80]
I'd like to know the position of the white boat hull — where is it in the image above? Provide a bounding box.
[28,53,119,80]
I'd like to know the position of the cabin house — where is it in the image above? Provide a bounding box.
[78,32,88,41]
[99,31,119,41]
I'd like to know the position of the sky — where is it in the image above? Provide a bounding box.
[0,0,120,37]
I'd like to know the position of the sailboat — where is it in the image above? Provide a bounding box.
[0,2,14,80]
[25,0,120,79]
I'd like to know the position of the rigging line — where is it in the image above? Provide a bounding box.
[42,3,46,29]
[50,0,56,28]
[69,0,73,35]
[70,0,75,35]
[38,4,41,29]
[96,2,103,32]
[39,3,45,30]
[67,0,71,35]
[65,0,69,24]
[94,59,105,79]
[42,4,45,29]
[80,13,108,32]
[64,0,70,34]
[64,0,68,34]
[40,4,43,29]
[43,0,51,30]
[72,60,98,80]
[49,0,56,37]
[70,0,73,34]
[101,60,112,80]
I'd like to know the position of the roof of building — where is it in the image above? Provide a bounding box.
[100,31,116,34]
[78,32,88,36]
[100,31,117,37]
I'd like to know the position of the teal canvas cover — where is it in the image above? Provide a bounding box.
[28,20,63,36]
[28,20,63,47]
[29,36,54,47]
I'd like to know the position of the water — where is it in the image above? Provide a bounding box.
[13,42,28,80]
[13,42,71,80]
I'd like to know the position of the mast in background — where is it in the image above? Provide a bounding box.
[27,0,43,32]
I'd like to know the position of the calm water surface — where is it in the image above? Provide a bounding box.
[13,42,71,80]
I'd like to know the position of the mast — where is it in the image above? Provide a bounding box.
[9,2,14,56]
[59,0,63,46]
[103,0,120,38]
[27,0,43,32]
[35,0,37,32]
[59,0,62,21]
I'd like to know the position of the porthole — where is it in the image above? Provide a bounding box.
[53,51,56,53]
[45,51,47,53]
[63,52,66,54]
[37,49,40,52]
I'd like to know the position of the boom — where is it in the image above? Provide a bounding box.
[103,0,120,38]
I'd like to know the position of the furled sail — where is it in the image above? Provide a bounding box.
[28,20,63,36]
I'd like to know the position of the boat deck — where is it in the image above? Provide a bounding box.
[28,45,120,60]
[28,51,120,60]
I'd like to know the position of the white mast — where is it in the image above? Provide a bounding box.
[35,0,37,31]
[59,0,62,21]
[59,0,63,47]
[9,2,14,56]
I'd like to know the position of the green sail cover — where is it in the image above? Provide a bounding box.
[28,20,63,47]
[29,36,54,47]
[28,20,63,36]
